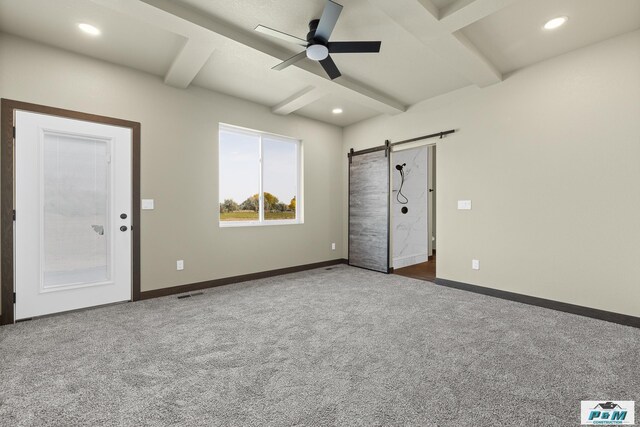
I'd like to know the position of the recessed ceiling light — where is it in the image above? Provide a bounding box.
[332,108,343,114]
[78,23,101,36]
[544,16,568,30]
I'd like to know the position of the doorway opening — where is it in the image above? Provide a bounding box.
[393,145,436,282]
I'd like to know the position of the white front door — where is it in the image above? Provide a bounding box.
[15,111,132,320]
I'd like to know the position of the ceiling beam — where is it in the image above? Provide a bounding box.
[439,30,502,87]
[272,86,325,115]
[141,0,406,114]
[91,0,406,115]
[440,0,523,32]
[367,0,502,87]
[417,0,441,19]
[164,38,215,89]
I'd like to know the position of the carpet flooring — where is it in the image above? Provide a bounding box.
[0,265,638,426]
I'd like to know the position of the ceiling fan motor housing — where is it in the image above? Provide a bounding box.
[307,19,322,43]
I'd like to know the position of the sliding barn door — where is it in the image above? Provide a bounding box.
[349,150,390,273]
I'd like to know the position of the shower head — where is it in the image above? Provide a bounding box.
[395,163,406,171]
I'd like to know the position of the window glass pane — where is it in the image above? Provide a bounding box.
[42,132,110,287]
[263,137,297,221]
[219,129,260,221]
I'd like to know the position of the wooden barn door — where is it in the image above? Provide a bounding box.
[348,147,390,273]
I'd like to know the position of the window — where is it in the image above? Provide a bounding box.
[218,124,302,226]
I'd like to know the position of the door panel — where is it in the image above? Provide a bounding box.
[348,150,390,273]
[42,133,110,288]
[15,111,132,319]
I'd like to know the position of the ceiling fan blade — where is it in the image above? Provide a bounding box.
[328,41,381,54]
[255,25,308,47]
[319,55,341,80]
[272,51,308,71]
[315,0,343,42]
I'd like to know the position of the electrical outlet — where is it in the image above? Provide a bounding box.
[177,260,184,271]
[331,243,336,250]
[472,259,480,270]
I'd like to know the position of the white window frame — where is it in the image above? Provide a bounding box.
[218,123,303,227]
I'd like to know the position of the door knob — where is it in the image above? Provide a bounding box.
[120,213,127,219]
[120,226,128,232]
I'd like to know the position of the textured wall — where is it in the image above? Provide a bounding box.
[344,30,640,317]
[0,34,344,315]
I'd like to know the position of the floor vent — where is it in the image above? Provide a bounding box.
[177,292,204,300]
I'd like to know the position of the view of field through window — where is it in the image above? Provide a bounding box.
[219,126,298,223]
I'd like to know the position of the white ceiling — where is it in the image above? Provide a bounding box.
[430,0,460,11]
[0,0,184,77]
[191,36,311,108]
[296,95,382,128]
[0,0,638,127]
[462,0,640,74]
[179,0,471,106]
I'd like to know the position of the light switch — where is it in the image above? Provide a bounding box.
[472,259,480,270]
[457,200,472,210]
[142,199,155,210]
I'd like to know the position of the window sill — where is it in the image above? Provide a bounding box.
[219,220,303,228]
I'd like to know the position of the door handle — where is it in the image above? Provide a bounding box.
[120,226,128,232]
[120,213,127,219]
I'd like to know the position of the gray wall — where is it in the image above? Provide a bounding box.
[344,30,640,317]
[0,34,344,315]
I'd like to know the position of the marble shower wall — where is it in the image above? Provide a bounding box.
[392,147,428,268]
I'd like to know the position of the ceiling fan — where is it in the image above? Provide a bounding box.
[255,0,382,80]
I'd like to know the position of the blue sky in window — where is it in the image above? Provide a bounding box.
[219,130,297,205]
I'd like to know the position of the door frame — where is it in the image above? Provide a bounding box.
[1,99,141,325]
